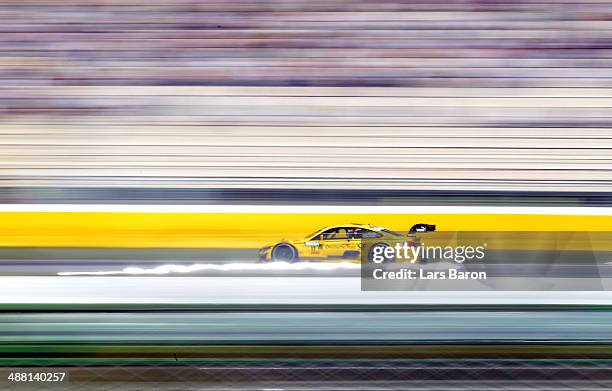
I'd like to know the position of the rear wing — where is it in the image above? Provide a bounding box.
[408,224,436,236]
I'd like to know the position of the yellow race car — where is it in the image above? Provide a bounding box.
[258,223,435,262]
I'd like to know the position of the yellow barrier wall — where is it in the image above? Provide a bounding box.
[2,212,612,248]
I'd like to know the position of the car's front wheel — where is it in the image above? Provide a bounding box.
[271,244,298,262]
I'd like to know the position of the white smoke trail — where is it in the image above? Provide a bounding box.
[58,261,361,276]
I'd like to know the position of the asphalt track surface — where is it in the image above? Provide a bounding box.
[4,310,612,343]
[5,277,612,304]
[3,310,612,390]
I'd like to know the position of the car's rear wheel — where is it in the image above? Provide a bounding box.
[368,243,395,263]
[271,244,298,262]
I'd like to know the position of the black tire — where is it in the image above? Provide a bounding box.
[368,243,395,263]
[271,244,298,262]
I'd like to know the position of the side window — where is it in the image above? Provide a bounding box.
[333,228,350,240]
[361,229,382,239]
[316,228,352,240]
[314,227,379,240]
[316,228,340,240]
[344,228,362,239]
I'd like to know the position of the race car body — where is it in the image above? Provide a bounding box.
[258,223,435,262]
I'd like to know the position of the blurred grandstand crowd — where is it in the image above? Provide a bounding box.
[1,0,611,196]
